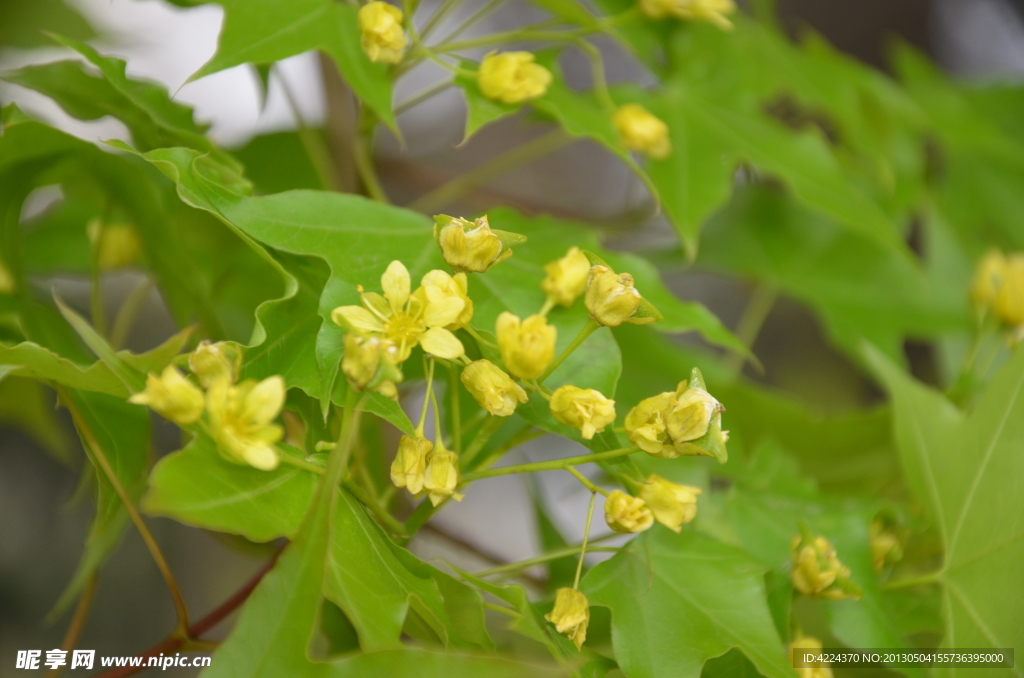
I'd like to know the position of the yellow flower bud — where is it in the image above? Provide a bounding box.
[790,636,834,678]
[604,490,654,533]
[869,518,903,573]
[0,260,16,295]
[129,365,205,425]
[545,587,590,650]
[995,254,1024,330]
[496,312,557,380]
[625,378,726,461]
[478,51,552,104]
[423,448,464,506]
[188,341,241,389]
[341,333,402,393]
[206,375,286,471]
[433,214,524,273]
[358,1,407,64]
[391,434,432,495]
[638,0,737,29]
[790,533,860,601]
[549,385,616,440]
[421,270,474,329]
[88,219,142,270]
[542,246,591,308]
[969,249,1024,335]
[638,474,701,533]
[613,104,671,160]
[461,359,528,417]
[584,264,661,327]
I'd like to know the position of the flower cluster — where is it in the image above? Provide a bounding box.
[624,372,729,461]
[790,531,862,601]
[130,342,287,470]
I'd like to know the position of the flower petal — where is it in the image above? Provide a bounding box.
[420,327,464,359]
[423,296,465,327]
[332,305,384,333]
[382,260,410,309]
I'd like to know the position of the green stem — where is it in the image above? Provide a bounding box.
[725,282,777,377]
[90,257,106,340]
[434,25,577,52]
[574,38,616,113]
[420,0,465,40]
[277,65,339,191]
[539,317,599,383]
[567,466,609,497]
[475,544,619,578]
[394,79,454,115]
[409,129,574,214]
[461,446,638,482]
[574,492,598,589]
[109,276,154,350]
[539,298,555,317]
[469,424,546,473]
[278,453,325,475]
[460,414,503,468]
[354,112,389,203]
[344,479,409,536]
[880,572,941,591]
[436,0,505,43]
[417,358,435,434]
[465,324,496,349]
[449,364,462,454]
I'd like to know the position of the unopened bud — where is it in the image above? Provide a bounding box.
[424,448,464,506]
[790,532,861,601]
[129,365,205,425]
[549,385,616,440]
[584,264,661,327]
[542,246,591,307]
[545,587,590,650]
[433,214,525,273]
[189,341,241,388]
[613,104,671,159]
[358,1,407,64]
[496,312,556,380]
[604,490,654,534]
[391,434,432,495]
[461,359,528,417]
[478,51,552,105]
[638,474,701,533]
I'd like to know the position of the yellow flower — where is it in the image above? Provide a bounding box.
[638,474,701,533]
[549,385,616,440]
[358,1,407,64]
[604,490,654,533]
[545,588,590,650]
[433,214,525,273]
[188,341,241,389]
[341,333,403,395]
[478,51,552,104]
[542,246,591,308]
[461,359,528,417]
[496,312,557,380]
[625,378,726,460]
[129,366,205,425]
[88,219,142,270]
[790,533,861,601]
[424,448,464,506]
[971,249,1006,310]
[613,104,671,160]
[420,270,474,329]
[207,375,286,471]
[331,260,465,363]
[790,636,833,678]
[639,0,737,29]
[585,264,661,327]
[391,434,432,495]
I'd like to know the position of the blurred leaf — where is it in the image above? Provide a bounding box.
[324,488,491,651]
[233,131,322,194]
[584,529,793,678]
[698,185,968,364]
[143,433,317,542]
[525,0,600,27]
[189,0,396,132]
[867,345,1024,662]
[53,389,150,618]
[0,0,94,49]
[0,376,70,461]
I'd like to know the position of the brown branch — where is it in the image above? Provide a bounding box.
[48,574,98,678]
[92,547,284,678]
